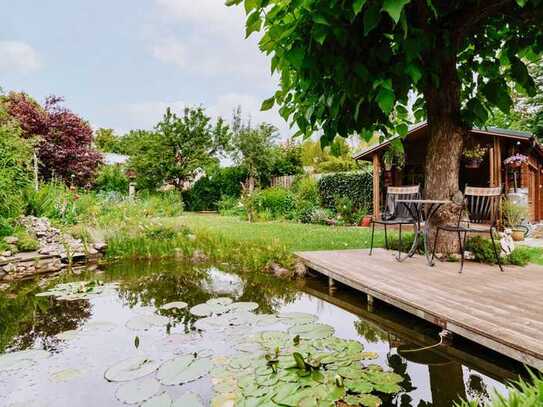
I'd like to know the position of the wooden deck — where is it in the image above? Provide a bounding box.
[295,248,543,369]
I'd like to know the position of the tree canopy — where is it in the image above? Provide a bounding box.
[128,107,230,190]
[230,0,543,143]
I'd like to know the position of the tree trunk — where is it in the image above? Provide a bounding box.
[423,53,465,254]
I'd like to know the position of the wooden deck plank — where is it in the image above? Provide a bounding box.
[296,248,543,369]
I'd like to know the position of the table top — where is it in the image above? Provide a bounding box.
[396,199,451,204]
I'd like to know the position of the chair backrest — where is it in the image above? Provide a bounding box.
[385,185,420,219]
[464,186,502,224]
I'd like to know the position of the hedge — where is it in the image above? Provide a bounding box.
[318,170,373,212]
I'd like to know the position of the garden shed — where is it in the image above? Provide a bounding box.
[354,123,543,222]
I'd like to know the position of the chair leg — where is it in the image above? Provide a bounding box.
[431,227,440,263]
[458,230,465,274]
[398,224,402,259]
[369,222,375,256]
[490,228,504,272]
[384,225,388,250]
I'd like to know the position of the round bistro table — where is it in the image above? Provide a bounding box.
[395,199,450,266]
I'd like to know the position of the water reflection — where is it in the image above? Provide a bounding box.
[0,260,523,407]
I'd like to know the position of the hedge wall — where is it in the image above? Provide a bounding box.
[318,170,373,212]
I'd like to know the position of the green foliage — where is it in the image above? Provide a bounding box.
[318,171,373,213]
[23,182,81,224]
[455,370,543,407]
[465,236,529,266]
[316,157,359,173]
[94,165,129,193]
[217,196,245,217]
[94,128,121,153]
[0,112,33,219]
[270,142,304,177]
[0,218,14,238]
[129,107,230,191]
[253,187,295,219]
[502,199,528,228]
[183,166,248,211]
[13,228,39,252]
[229,0,543,144]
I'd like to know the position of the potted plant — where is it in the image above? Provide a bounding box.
[462,144,487,168]
[502,198,528,241]
[504,153,528,168]
[383,149,406,171]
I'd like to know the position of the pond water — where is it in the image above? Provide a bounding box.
[0,261,524,407]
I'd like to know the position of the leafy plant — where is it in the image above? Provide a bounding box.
[318,171,373,213]
[462,144,488,160]
[502,199,528,228]
[94,164,129,193]
[465,236,529,266]
[253,187,295,219]
[13,229,39,252]
[335,195,355,225]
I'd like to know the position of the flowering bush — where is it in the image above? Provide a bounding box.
[504,154,528,167]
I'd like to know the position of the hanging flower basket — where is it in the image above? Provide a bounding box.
[464,158,483,169]
[504,154,528,168]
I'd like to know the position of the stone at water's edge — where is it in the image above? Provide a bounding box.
[0,216,107,283]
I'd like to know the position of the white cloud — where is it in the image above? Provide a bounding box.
[0,41,41,74]
[148,0,270,80]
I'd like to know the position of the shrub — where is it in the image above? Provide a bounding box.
[253,187,295,219]
[318,171,373,213]
[0,112,33,219]
[465,236,529,266]
[316,157,359,173]
[218,196,246,217]
[335,195,356,224]
[94,165,129,193]
[23,182,82,224]
[291,176,320,223]
[183,166,248,211]
[0,219,14,238]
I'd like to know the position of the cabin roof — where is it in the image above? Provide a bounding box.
[353,122,536,161]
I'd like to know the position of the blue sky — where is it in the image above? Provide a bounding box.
[0,0,290,136]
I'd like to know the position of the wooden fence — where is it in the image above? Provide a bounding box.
[270,174,323,189]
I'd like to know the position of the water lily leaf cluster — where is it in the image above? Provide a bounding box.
[35,280,118,301]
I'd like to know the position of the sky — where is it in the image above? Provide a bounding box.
[0,0,292,137]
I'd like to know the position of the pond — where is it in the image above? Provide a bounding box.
[0,260,523,406]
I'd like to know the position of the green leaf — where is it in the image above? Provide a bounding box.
[353,0,368,15]
[285,47,305,68]
[376,87,395,114]
[382,0,411,24]
[406,64,422,83]
[244,0,260,14]
[245,11,262,38]
[313,14,330,25]
[515,0,527,6]
[261,96,275,111]
[225,0,242,5]
[481,81,513,113]
[395,123,408,137]
[510,56,537,96]
[363,3,381,35]
[312,24,329,45]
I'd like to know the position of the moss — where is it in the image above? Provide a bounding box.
[13,228,40,252]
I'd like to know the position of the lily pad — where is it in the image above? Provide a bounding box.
[115,377,161,404]
[278,312,318,325]
[287,323,335,340]
[0,349,49,372]
[207,297,233,306]
[157,354,212,385]
[161,301,188,310]
[172,392,204,407]
[141,392,172,407]
[126,314,169,330]
[104,356,160,382]
[345,379,374,394]
[190,303,229,317]
[50,368,84,383]
[228,302,259,312]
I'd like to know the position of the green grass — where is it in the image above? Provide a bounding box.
[166,213,385,252]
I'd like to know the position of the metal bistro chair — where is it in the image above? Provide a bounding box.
[369,185,421,257]
[431,186,503,273]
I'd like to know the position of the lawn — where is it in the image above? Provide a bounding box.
[168,213,385,252]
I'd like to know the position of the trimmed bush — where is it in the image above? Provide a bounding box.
[318,171,373,213]
[253,187,295,219]
[465,236,529,266]
[183,166,248,211]
[94,165,129,193]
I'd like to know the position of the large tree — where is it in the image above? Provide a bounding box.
[230,0,543,249]
[129,107,230,190]
[2,93,102,187]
